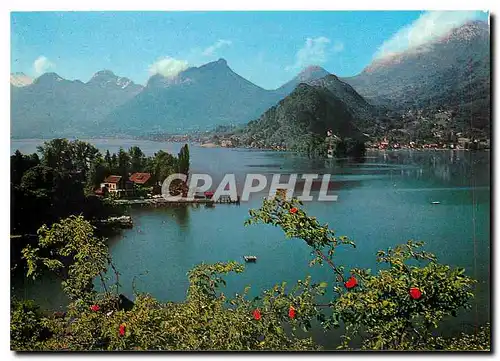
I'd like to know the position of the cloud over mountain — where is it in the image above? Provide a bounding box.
[33,56,55,75]
[374,10,485,59]
[149,56,189,78]
[286,36,331,71]
[202,39,232,56]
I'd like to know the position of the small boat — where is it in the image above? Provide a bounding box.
[243,256,257,263]
[431,201,441,205]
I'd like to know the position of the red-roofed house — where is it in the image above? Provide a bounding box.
[129,172,152,186]
[100,175,134,196]
[101,175,122,193]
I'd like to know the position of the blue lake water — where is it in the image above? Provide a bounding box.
[11,139,491,347]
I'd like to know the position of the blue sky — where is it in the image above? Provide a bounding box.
[11,11,488,89]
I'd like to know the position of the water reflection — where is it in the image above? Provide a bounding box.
[361,150,490,187]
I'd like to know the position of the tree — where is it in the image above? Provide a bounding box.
[177,144,190,177]
[11,150,40,186]
[117,148,131,180]
[70,140,100,180]
[110,153,118,174]
[37,139,100,180]
[20,165,57,196]
[104,150,112,167]
[38,138,73,172]
[149,150,177,185]
[22,216,113,302]
[129,146,146,174]
[86,156,108,193]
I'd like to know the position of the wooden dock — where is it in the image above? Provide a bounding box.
[112,195,240,207]
[215,195,240,204]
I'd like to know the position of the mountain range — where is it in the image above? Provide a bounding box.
[102,59,278,135]
[342,20,490,130]
[11,71,143,138]
[10,20,490,139]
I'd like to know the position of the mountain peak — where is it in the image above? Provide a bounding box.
[277,65,330,94]
[297,65,329,81]
[299,65,326,73]
[91,69,118,79]
[34,72,65,84]
[364,20,489,74]
[87,70,138,90]
[10,72,33,87]
[216,58,228,66]
[197,58,230,72]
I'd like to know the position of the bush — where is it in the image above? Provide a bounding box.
[12,197,488,351]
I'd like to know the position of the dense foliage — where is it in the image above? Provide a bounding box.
[234,84,367,157]
[11,195,489,351]
[10,139,188,271]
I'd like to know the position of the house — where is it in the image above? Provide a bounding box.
[220,139,234,148]
[129,172,152,186]
[378,141,389,150]
[100,175,134,197]
[101,175,122,193]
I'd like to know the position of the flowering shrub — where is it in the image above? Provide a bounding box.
[245,196,480,350]
[344,276,358,289]
[11,197,487,351]
[334,242,476,350]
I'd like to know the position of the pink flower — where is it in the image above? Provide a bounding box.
[344,276,358,289]
[119,323,126,336]
[410,287,422,300]
[253,309,261,320]
[90,304,100,312]
[288,306,296,319]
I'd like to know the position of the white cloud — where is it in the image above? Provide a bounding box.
[149,57,189,78]
[286,36,330,71]
[374,11,483,59]
[33,56,55,75]
[202,39,232,56]
[332,41,344,53]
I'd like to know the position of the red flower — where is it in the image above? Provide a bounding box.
[119,323,126,336]
[253,309,261,320]
[288,306,296,319]
[90,304,100,312]
[409,287,422,300]
[290,207,298,214]
[344,276,358,289]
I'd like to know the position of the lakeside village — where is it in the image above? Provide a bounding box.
[150,130,490,152]
[95,171,240,216]
[146,109,490,152]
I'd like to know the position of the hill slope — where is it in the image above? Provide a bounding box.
[308,74,377,129]
[237,83,365,155]
[343,20,490,131]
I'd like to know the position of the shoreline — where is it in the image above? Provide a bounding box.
[112,198,215,206]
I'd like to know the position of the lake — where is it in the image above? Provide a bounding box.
[11,139,491,347]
